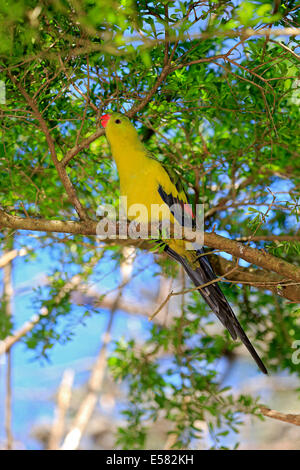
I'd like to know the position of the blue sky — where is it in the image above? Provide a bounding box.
[0,233,273,449]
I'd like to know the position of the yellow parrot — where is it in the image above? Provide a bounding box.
[100,112,267,374]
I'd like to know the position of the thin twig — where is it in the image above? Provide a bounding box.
[149,263,240,320]
[235,235,300,242]
[269,39,300,61]
[0,253,103,356]
[7,71,88,221]
[0,311,48,355]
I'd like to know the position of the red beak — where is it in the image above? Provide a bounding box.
[100,114,111,128]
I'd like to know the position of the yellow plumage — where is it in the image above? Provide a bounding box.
[105,114,182,220]
[104,112,188,256]
[101,111,268,374]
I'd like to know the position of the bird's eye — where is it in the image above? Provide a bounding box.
[115,119,121,124]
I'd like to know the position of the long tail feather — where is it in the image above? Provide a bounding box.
[164,245,268,374]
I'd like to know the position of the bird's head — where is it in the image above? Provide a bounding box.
[100,112,139,146]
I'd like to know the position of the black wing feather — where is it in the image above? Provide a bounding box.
[157,177,267,374]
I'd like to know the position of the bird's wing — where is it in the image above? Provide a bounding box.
[157,163,195,228]
[156,162,267,374]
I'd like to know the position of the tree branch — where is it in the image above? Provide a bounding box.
[211,255,300,302]
[0,310,48,355]
[61,128,105,167]
[1,209,299,283]
[0,248,27,268]
[60,248,133,450]
[61,64,174,167]
[260,406,300,426]
[127,63,173,118]
[48,369,74,450]
[7,71,88,221]
[0,253,103,356]
[235,235,300,242]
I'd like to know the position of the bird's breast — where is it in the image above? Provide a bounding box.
[119,173,171,224]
